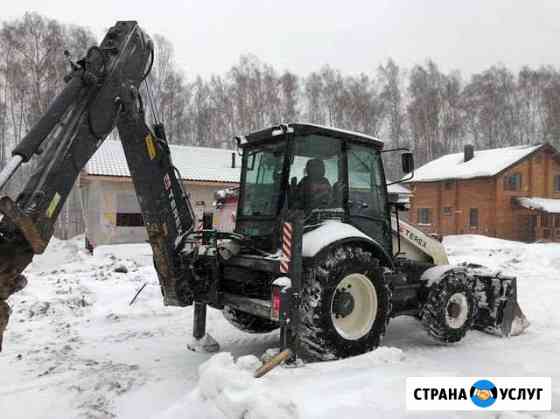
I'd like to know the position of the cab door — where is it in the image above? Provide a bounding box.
[346,143,392,255]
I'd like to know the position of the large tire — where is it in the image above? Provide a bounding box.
[420,270,477,343]
[222,306,279,334]
[298,244,392,361]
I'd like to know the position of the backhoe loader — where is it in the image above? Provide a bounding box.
[0,21,527,361]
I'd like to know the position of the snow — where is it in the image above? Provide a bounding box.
[420,264,461,286]
[387,183,411,195]
[291,123,384,145]
[86,140,240,183]
[1,234,560,418]
[516,197,560,214]
[272,276,292,289]
[407,144,542,182]
[302,220,376,257]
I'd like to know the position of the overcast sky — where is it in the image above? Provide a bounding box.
[4,0,560,79]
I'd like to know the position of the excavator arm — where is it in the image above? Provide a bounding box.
[0,21,195,350]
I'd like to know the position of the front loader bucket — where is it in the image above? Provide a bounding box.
[472,270,529,337]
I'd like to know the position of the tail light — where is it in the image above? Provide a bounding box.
[271,286,281,321]
[270,276,292,322]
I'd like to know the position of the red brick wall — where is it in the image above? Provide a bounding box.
[409,147,560,241]
[409,179,495,237]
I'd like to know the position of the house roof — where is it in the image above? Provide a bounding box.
[406,144,544,183]
[387,183,412,195]
[85,140,240,183]
[515,197,560,214]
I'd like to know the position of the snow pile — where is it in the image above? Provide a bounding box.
[407,143,542,182]
[515,196,560,214]
[157,353,298,419]
[158,347,405,419]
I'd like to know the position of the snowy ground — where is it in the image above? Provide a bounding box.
[0,234,559,419]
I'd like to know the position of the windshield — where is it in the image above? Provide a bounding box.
[239,141,286,217]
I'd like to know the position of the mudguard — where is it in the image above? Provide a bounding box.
[302,220,393,268]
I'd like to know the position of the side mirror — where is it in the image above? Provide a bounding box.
[388,192,407,211]
[402,152,414,174]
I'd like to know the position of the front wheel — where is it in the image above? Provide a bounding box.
[420,271,477,343]
[298,244,392,361]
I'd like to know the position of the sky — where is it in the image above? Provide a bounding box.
[3,0,560,79]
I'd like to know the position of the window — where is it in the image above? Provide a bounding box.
[555,175,560,193]
[116,213,144,227]
[541,214,552,228]
[504,173,522,191]
[443,207,452,215]
[347,144,386,217]
[543,229,551,239]
[116,193,143,227]
[469,208,479,227]
[417,208,432,225]
[240,142,285,217]
[289,135,342,212]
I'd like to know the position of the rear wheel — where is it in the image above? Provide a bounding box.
[298,244,391,361]
[222,306,278,334]
[420,271,477,343]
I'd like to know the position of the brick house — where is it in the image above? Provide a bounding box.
[79,140,240,248]
[406,143,560,242]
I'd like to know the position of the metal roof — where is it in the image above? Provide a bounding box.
[85,140,240,183]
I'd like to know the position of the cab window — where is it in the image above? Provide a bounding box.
[240,143,285,216]
[288,135,342,212]
[347,144,386,218]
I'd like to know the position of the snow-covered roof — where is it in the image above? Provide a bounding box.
[387,183,411,195]
[515,197,560,214]
[244,123,384,147]
[295,123,384,144]
[85,140,240,183]
[407,144,543,183]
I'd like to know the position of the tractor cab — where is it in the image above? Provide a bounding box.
[235,123,398,255]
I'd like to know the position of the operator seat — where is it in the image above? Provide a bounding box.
[296,158,332,213]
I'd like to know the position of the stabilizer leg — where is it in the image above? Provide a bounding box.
[187,301,220,353]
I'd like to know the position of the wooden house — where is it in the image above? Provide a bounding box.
[406,143,560,242]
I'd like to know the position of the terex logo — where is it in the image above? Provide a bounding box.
[407,377,551,411]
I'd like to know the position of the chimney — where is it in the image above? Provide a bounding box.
[464,144,474,162]
[231,152,236,168]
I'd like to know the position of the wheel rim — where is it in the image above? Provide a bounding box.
[445,292,469,329]
[330,273,377,340]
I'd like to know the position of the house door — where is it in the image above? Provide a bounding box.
[517,214,536,242]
